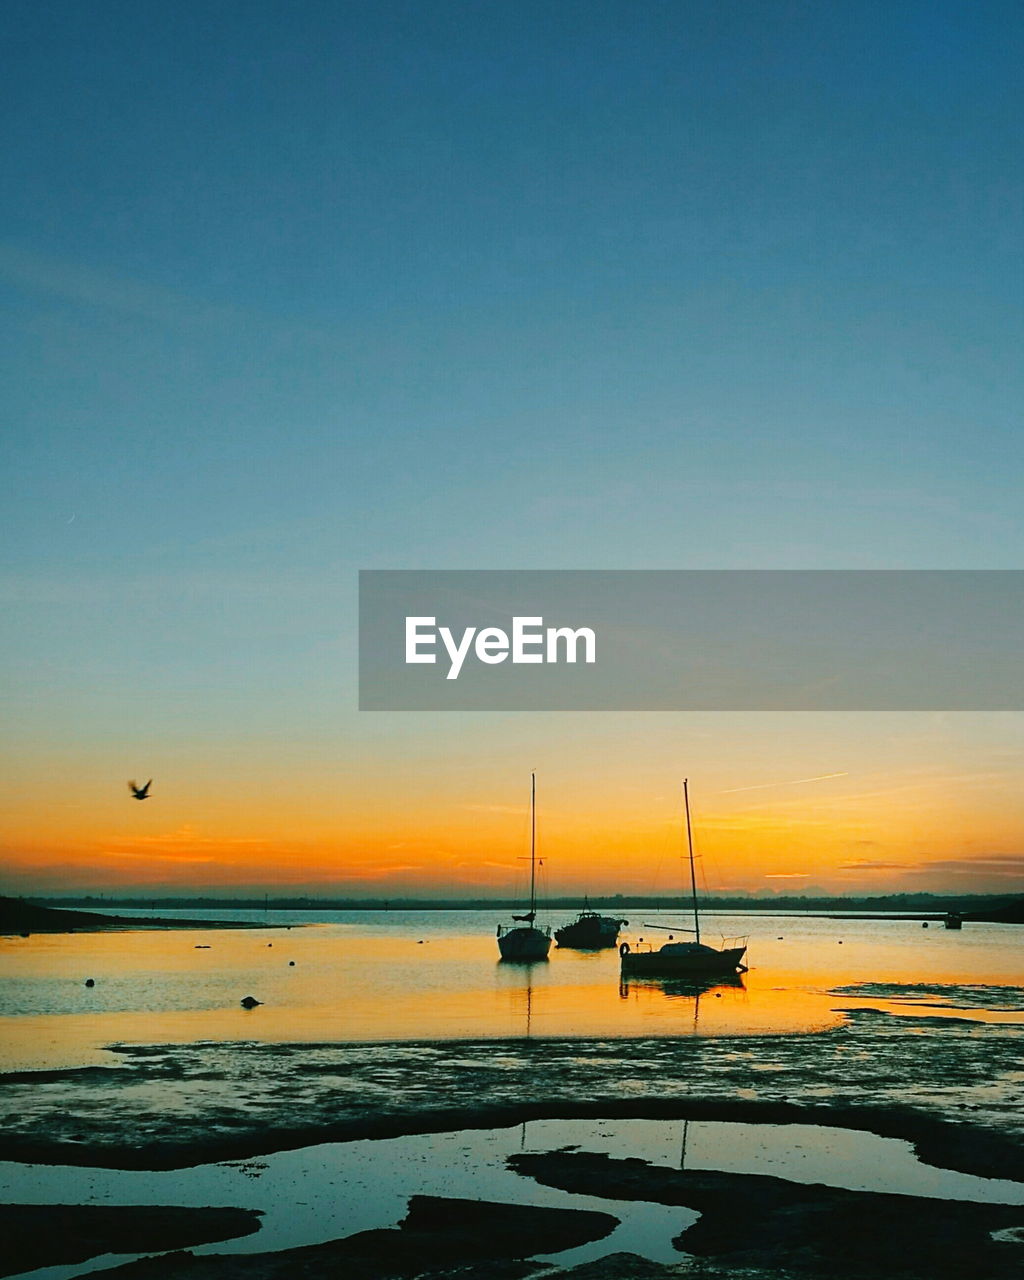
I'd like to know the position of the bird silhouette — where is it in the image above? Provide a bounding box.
[128,779,152,800]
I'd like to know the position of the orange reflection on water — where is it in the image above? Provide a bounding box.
[1,914,1021,1072]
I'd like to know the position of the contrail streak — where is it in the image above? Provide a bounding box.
[720,772,848,794]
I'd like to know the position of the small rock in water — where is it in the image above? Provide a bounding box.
[84,978,95,988]
[240,995,262,1009]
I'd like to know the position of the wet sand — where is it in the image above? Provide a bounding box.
[3,987,1023,1278]
[3,1006,1022,1179]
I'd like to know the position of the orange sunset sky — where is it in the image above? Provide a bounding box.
[3,710,1023,898]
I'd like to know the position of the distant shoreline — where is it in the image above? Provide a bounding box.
[0,897,283,936]
[11,891,1024,925]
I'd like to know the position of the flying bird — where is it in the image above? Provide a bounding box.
[128,779,152,800]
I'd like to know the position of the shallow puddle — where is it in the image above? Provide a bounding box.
[4,1116,1024,1279]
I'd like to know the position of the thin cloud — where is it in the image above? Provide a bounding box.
[97,849,219,865]
[920,855,1024,871]
[100,828,277,853]
[721,772,848,794]
[339,865,424,880]
[838,859,912,871]
[0,240,241,331]
[0,240,339,349]
[764,872,810,879]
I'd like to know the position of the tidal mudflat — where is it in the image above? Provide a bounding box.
[2,911,1023,1278]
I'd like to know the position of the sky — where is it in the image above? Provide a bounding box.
[2,1,1023,898]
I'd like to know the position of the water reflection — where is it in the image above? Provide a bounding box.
[3,1118,1022,1280]
[493,959,541,1038]
[619,972,746,1001]
[1,910,1021,1072]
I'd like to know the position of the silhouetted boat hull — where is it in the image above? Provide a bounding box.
[497,924,551,960]
[620,940,747,976]
[554,909,626,950]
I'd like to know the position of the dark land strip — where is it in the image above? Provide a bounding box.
[510,1152,1024,1279]
[90,1197,617,1280]
[1,1204,262,1278]
[0,898,279,935]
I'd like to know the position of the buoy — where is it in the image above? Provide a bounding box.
[240,995,262,1009]
[84,978,95,988]
[288,961,295,966]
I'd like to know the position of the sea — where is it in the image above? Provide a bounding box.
[2,908,1023,1280]
[1,907,1020,1073]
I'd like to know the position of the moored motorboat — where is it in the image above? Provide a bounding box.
[554,905,628,950]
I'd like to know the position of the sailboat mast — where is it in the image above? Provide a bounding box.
[683,778,700,945]
[530,771,537,915]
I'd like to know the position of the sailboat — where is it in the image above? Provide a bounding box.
[619,779,747,977]
[497,773,551,961]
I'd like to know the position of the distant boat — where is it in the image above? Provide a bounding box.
[944,911,963,930]
[554,902,628,950]
[620,779,748,977]
[497,773,551,961]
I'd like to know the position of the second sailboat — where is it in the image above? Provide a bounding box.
[497,773,551,961]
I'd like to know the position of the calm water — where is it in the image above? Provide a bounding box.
[3,910,1023,1280]
[6,1116,1024,1280]
[1,908,1021,1071]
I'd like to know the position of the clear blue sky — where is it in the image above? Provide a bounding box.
[2,1,1022,894]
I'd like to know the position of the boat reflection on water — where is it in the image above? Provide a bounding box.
[495,958,544,1038]
[618,970,746,1003]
